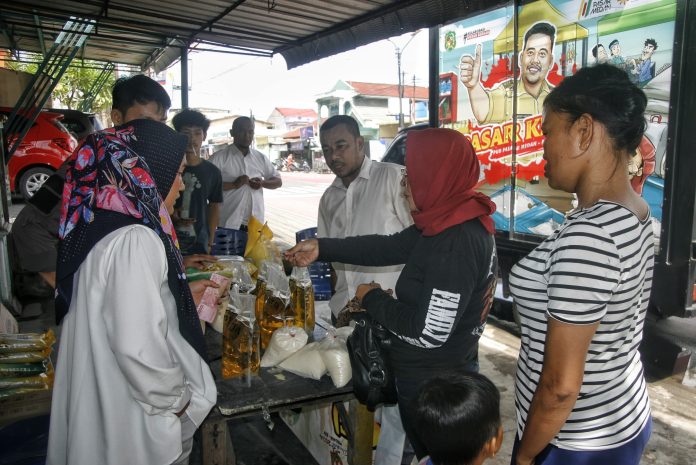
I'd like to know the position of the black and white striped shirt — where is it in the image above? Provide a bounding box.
[510,201,653,450]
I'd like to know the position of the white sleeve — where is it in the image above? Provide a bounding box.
[102,226,192,415]
[317,193,330,238]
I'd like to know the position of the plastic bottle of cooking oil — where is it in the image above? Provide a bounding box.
[289,267,315,335]
[222,291,260,379]
[254,262,293,349]
[259,287,292,349]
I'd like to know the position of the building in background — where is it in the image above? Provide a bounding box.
[315,80,429,158]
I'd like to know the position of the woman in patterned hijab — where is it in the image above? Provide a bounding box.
[48,118,216,465]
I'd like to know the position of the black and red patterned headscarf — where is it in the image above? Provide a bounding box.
[56,119,207,360]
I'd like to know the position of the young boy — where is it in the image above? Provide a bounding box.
[414,372,503,465]
[171,109,223,254]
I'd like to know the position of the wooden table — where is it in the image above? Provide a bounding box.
[201,330,374,465]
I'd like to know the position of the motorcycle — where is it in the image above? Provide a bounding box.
[294,160,311,172]
[278,158,311,172]
[272,158,284,171]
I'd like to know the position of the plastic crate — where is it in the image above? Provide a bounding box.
[295,227,318,243]
[211,227,248,256]
[295,227,332,301]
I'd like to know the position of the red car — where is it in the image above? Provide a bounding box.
[1,107,78,199]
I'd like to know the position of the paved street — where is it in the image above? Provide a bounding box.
[264,171,335,247]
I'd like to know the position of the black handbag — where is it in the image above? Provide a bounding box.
[346,312,398,411]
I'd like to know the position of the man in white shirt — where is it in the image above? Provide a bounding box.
[209,116,282,229]
[318,115,412,465]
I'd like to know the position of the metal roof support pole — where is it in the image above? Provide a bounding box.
[0,116,10,224]
[3,17,95,160]
[78,61,115,112]
[428,26,438,128]
[180,46,189,109]
[33,13,47,56]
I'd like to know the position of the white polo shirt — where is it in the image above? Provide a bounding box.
[209,144,280,229]
[318,157,413,316]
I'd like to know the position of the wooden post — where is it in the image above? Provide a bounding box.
[201,410,236,465]
[347,399,374,465]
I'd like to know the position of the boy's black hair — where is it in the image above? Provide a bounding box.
[609,39,620,50]
[414,372,501,465]
[320,115,361,139]
[111,74,171,116]
[172,109,211,133]
[644,38,658,49]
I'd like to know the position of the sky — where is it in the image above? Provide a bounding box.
[164,30,430,121]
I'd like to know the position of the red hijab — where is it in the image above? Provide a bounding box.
[406,128,496,236]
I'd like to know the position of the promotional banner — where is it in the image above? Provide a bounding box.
[439,0,675,236]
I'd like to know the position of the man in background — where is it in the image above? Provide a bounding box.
[172,109,223,254]
[318,114,412,465]
[209,116,282,230]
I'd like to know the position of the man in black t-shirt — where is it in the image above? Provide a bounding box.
[172,109,223,254]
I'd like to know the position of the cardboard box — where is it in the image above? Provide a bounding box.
[0,303,18,334]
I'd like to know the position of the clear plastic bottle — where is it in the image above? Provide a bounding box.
[255,262,293,349]
[259,290,292,349]
[222,291,260,380]
[289,267,315,334]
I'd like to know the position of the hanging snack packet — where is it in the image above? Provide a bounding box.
[0,329,56,353]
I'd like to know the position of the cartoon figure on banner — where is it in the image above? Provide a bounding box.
[591,43,609,64]
[608,39,627,69]
[629,136,656,195]
[632,38,658,84]
[459,21,556,125]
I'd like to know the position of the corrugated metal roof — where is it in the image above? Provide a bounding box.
[0,0,505,71]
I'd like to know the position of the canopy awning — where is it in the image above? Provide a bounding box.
[1,0,505,71]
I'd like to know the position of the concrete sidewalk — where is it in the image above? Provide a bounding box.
[314,300,696,465]
[478,321,696,465]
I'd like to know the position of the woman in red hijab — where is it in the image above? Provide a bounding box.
[286,128,498,461]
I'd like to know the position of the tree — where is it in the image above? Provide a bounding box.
[7,53,116,112]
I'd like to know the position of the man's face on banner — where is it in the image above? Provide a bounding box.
[520,32,554,88]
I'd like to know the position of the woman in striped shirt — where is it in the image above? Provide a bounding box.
[509,64,653,465]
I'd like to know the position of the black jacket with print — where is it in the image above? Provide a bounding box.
[318,220,497,376]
